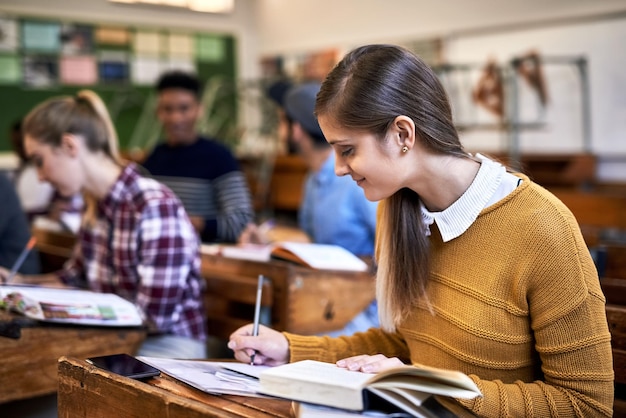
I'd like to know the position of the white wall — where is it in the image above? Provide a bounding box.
[255,0,626,181]
[445,18,626,160]
[256,0,626,55]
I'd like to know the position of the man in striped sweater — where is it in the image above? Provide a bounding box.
[142,71,254,243]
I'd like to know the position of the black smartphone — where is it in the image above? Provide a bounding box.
[86,353,160,380]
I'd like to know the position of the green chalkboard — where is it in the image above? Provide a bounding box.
[0,16,237,154]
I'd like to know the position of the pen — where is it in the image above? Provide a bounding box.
[250,274,264,365]
[5,237,37,284]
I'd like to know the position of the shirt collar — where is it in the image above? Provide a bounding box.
[99,164,138,220]
[421,155,505,242]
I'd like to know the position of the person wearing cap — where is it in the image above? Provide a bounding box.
[240,81,379,337]
[142,70,255,243]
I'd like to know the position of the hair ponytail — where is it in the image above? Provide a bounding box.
[23,89,124,226]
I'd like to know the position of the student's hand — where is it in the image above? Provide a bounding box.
[336,354,405,373]
[0,267,11,284]
[238,223,270,245]
[228,324,289,366]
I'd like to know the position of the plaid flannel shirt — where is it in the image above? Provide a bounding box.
[59,164,206,340]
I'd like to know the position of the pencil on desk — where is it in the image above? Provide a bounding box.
[250,274,264,365]
[5,236,36,284]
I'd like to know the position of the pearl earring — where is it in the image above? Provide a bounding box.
[401,146,408,153]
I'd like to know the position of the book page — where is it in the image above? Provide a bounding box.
[261,360,373,390]
[370,365,481,398]
[273,242,368,271]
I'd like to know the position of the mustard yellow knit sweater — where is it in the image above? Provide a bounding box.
[285,175,614,417]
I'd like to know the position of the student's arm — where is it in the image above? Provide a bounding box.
[201,170,254,243]
[285,327,411,365]
[0,268,63,285]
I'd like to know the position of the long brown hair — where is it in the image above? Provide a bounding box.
[22,90,123,225]
[316,44,469,331]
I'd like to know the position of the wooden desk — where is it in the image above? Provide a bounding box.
[0,310,145,404]
[32,227,77,273]
[58,356,292,418]
[201,253,376,340]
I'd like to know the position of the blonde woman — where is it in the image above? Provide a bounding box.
[0,90,206,358]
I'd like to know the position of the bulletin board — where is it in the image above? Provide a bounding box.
[0,15,237,152]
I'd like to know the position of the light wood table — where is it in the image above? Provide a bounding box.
[58,356,293,418]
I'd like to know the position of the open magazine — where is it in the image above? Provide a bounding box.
[0,285,144,327]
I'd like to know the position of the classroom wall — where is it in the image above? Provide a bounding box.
[254,1,626,182]
[1,0,625,181]
[255,0,626,56]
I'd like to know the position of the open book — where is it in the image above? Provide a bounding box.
[0,285,144,327]
[202,242,369,272]
[258,360,481,415]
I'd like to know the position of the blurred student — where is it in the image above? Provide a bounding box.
[142,70,254,243]
[0,172,40,275]
[229,45,613,417]
[240,81,379,337]
[9,119,83,233]
[0,90,206,359]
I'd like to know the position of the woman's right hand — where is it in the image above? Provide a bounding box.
[227,324,289,366]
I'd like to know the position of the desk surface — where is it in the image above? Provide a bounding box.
[0,310,146,404]
[58,356,293,418]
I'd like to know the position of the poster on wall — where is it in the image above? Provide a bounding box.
[23,55,58,87]
[22,20,60,52]
[0,18,19,51]
[60,55,98,85]
[95,26,130,47]
[260,48,340,82]
[99,50,130,84]
[60,24,94,55]
[0,55,20,83]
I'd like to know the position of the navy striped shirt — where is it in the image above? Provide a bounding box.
[142,137,254,243]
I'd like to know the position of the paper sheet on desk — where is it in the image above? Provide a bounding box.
[138,356,271,397]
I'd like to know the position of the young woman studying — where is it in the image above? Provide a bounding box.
[0,90,206,359]
[228,44,613,416]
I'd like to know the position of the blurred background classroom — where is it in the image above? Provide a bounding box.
[0,0,625,416]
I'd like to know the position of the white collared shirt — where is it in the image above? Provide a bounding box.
[421,154,520,242]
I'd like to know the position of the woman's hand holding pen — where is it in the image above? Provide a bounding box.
[0,267,19,284]
[228,324,290,366]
